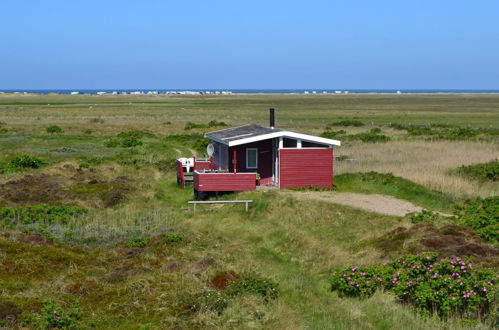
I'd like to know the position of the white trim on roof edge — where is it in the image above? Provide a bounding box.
[205,130,341,147]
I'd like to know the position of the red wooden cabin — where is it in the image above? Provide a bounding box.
[177,109,341,198]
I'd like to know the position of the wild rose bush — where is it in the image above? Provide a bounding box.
[330,253,496,317]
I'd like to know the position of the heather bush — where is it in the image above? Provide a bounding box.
[329,120,365,127]
[346,131,390,143]
[128,237,150,248]
[164,233,183,243]
[29,301,81,330]
[0,204,88,226]
[331,253,496,317]
[225,273,279,301]
[184,120,228,130]
[454,197,498,243]
[320,130,346,139]
[440,128,479,140]
[5,155,45,171]
[455,161,498,182]
[46,125,63,134]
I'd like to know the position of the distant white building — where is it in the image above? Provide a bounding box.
[70,91,80,95]
[96,91,106,95]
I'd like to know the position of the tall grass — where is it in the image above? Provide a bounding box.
[335,140,499,198]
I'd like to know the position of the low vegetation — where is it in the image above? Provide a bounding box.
[455,197,498,243]
[0,204,88,227]
[184,120,228,130]
[331,253,496,319]
[454,160,499,182]
[0,155,45,173]
[322,128,390,143]
[328,119,365,127]
[389,123,499,141]
[46,125,63,134]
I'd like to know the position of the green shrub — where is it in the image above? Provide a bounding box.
[389,123,408,130]
[320,130,346,139]
[330,253,496,317]
[406,126,435,136]
[330,120,365,127]
[165,233,183,243]
[46,125,63,134]
[2,155,46,173]
[225,273,279,300]
[408,209,440,223]
[347,132,390,143]
[162,121,172,125]
[83,129,93,135]
[454,197,498,243]
[184,120,228,130]
[120,135,143,148]
[440,128,479,140]
[0,127,8,134]
[31,301,81,330]
[0,204,88,226]
[128,237,150,248]
[370,127,382,134]
[104,139,120,148]
[454,161,498,182]
[105,130,154,148]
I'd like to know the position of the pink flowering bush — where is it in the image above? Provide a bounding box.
[330,253,496,317]
[28,301,81,329]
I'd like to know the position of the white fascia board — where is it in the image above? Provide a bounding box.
[227,131,285,147]
[226,131,341,147]
[204,134,228,146]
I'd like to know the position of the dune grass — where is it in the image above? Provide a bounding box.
[2,190,476,329]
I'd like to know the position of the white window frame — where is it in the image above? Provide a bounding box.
[246,148,258,169]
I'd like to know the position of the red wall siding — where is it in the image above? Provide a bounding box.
[194,172,256,191]
[279,148,333,189]
[194,160,211,171]
[229,139,273,183]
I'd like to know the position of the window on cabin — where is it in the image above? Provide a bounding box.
[302,141,328,148]
[283,138,297,148]
[246,148,258,169]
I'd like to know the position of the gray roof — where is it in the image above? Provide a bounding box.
[205,124,283,143]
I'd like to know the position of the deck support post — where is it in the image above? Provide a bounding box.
[233,150,237,173]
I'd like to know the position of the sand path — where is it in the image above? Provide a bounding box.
[286,191,425,217]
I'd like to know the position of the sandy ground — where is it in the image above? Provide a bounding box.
[286,191,425,217]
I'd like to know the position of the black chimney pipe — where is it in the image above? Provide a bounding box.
[269,108,275,128]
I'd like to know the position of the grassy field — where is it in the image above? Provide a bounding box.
[0,93,497,329]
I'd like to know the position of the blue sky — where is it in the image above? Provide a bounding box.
[1,0,498,89]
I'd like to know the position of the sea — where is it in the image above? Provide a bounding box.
[1,89,498,95]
